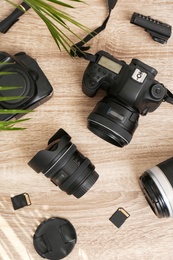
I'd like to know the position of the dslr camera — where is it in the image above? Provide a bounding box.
[82,50,173,147]
[0,52,53,120]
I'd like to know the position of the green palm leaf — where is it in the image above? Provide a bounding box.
[0,71,32,130]
[5,0,90,54]
[1,0,90,129]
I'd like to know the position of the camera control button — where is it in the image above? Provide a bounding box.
[141,108,149,116]
[29,70,39,81]
[151,84,166,99]
[90,72,97,77]
[103,70,107,75]
[89,80,96,87]
[130,113,139,123]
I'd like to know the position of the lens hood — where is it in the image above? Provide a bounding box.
[28,128,99,198]
[28,129,71,174]
[87,97,139,147]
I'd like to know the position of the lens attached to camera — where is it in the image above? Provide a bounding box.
[0,52,53,120]
[0,65,35,108]
[87,97,139,147]
[28,128,99,198]
[139,157,173,218]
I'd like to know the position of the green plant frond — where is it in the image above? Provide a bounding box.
[0,126,25,130]
[0,86,23,90]
[70,0,84,2]
[24,0,93,53]
[0,126,26,130]
[37,10,83,54]
[0,62,15,65]
[5,0,93,55]
[22,0,92,53]
[0,118,30,124]
[2,0,93,130]
[0,72,16,75]
[0,118,30,130]
[5,0,28,12]
[36,9,71,48]
[49,0,87,5]
[41,6,68,27]
[0,109,33,114]
[41,0,75,8]
[0,96,26,101]
[25,0,87,29]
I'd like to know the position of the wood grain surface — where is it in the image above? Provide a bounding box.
[0,0,173,259]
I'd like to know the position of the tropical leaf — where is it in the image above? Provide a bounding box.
[1,0,90,129]
[0,70,31,130]
[0,118,30,130]
[5,0,90,55]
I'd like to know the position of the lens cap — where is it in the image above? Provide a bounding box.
[33,217,77,259]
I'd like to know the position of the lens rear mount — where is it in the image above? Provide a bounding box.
[139,157,173,218]
[139,171,169,218]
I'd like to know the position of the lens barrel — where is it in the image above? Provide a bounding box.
[28,129,99,198]
[87,97,139,147]
[139,157,173,218]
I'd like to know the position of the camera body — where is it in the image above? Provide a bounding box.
[83,50,166,115]
[0,52,53,120]
[82,51,167,147]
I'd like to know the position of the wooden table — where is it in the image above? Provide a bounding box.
[0,0,173,259]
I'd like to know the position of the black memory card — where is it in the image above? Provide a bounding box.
[109,207,130,228]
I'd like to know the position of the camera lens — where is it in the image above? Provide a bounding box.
[0,66,35,109]
[28,128,99,198]
[87,97,139,147]
[139,157,173,218]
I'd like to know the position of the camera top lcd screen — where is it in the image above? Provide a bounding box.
[98,56,122,74]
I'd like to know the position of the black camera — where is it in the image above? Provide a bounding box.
[28,128,99,198]
[82,50,173,147]
[0,52,53,120]
[139,157,173,218]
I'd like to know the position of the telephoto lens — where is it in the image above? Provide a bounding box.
[28,128,99,198]
[139,157,173,218]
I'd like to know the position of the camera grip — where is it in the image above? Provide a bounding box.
[82,63,112,97]
[82,73,101,97]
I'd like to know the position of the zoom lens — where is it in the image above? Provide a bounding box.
[28,128,99,198]
[87,97,139,147]
[139,157,173,218]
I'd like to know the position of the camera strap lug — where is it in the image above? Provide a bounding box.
[164,89,173,105]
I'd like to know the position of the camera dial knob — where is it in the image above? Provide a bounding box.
[151,84,166,100]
